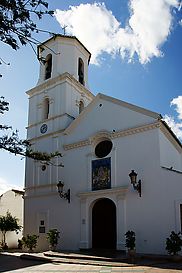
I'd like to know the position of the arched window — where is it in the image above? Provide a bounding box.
[78,58,84,85]
[79,100,84,114]
[43,98,50,120]
[45,54,52,80]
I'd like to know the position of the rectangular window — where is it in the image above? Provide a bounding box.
[39,226,45,233]
[92,157,111,191]
[39,220,45,233]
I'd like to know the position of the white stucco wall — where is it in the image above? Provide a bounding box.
[64,97,157,144]
[0,190,24,248]
[37,37,90,88]
[24,35,182,255]
[27,77,93,140]
[159,130,182,170]
[24,92,182,254]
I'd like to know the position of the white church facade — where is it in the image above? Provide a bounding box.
[24,35,182,254]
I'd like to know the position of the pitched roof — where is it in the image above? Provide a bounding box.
[160,120,182,150]
[99,93,162,119]
[64,93,161,134]
[64,93,182,151]
[38,34,91,63]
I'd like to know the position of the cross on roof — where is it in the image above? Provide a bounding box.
[62,25,67,35]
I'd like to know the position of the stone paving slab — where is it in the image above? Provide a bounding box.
[44,250,129,262]
[19,252,170,268]
[20,253,135,267]
[1,252,182,273]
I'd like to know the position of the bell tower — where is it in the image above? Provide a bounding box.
[37,34,91,88]
[24,35,95,250]
[26,35,94,141]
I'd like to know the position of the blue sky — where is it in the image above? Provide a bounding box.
[0,0,182,194]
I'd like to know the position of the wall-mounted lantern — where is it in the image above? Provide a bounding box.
[57,181,70,203]
[129,170,141,197]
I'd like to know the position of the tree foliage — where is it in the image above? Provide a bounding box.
[0,0,54,51]
[0,97,63,164]
[0,211,21,248]
[0,0,55,76]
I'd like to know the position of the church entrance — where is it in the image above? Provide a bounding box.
[92,198,116,249]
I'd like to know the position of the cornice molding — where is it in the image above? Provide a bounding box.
[25,183,57,191]
[89,131,112,146]
[111,122,160,139]
[64,140,90,151]
[64,122,160,151]
[27,128,65,142]
[77,186,128,199]
[24,183,58,199]
[27,113,74,129]
[26,72,94,100]
[24,192,57,199]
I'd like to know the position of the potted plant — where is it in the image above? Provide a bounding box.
[166,231,182,261]
[18,239,23,249]
[125,230,136,258]
[46,229,60,251]
[22,234,39,252]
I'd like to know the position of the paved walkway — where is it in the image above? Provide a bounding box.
[0,251,182,273]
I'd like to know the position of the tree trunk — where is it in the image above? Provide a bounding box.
[2,231,6,246]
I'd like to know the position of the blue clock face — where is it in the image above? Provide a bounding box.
[40,124,47,134]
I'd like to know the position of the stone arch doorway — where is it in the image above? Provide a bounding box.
[92,198,116,249]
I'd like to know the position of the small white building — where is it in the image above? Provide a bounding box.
[0,189,24,248]
[24,35,182,254]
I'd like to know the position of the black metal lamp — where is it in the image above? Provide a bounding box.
[129,170,141,197]
[57,181,70,203]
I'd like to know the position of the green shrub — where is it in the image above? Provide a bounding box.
[18,239,23,249]
[22,234,39,252]
[47,229,60,249]
[166,231,182,255]
[125,230,136,250]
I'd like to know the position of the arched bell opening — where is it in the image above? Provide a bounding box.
[78,58,84,85]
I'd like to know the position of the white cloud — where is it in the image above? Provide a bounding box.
[164,96,182,140]
[164,115,182,139]
[55,0,179,64]
[0,177,23,195]
[171,96,182,119]
[55,3,120,65]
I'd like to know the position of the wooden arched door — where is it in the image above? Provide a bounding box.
[92,198,116,249]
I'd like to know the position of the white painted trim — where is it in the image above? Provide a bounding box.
[63,121,182,153]
[160,122,182,153]
[64,93,161,135]
[64,122,160,150]
[27,113,74,129]
[99,93,161,119]
[26,72,94,100]
[77,186,128,199]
